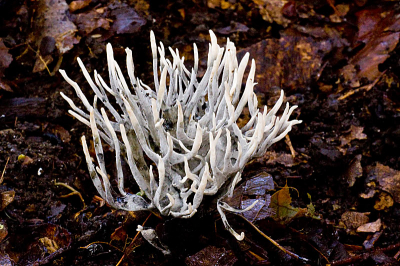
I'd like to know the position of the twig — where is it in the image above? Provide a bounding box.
[234,213,309,262]
[330,242,400,266]
[338,71,385,101]
[116,213,152,266]
[0,157,10,185]
[285,135,296,158]
[53,181,86,209]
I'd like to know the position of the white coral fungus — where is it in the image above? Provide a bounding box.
[60,30,301,241]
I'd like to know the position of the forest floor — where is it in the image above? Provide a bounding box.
[0,0,400,265]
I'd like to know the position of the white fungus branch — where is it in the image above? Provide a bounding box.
[60,30,301,242]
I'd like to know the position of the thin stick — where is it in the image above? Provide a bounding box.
[234,213,309,262]
[0,157,10,185]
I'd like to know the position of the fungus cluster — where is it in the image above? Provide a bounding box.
[60,30,301,242]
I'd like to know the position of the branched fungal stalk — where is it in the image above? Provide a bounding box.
[60,30,301,241]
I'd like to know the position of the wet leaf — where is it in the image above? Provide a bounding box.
[243,172,274,196]
[185,245,237,266]
[270,184,305,223]
[241,197,273,221]
[110,2,146,34]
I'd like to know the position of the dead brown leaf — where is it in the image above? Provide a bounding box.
[74,9,110,35]
[338,125,367,154]
[367,163,400,203]
[341,7,400,86]
[238,35,332,93]
[0,190,15,211]
[341,211,369,230]
[69,0,91,12]
[185,245,237,266]
[0,38,12,77]
[33,0,80,72]
[344,154,363,187]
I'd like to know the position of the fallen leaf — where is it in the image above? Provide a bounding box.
[69,0,91,12]
[0,190,15,211]
[363,231,382,249]
[341,211,369,230]
[215,22,249,35]
[110,2,146,34]
[0,38,13,77]
[39,237,59,253]
[340,125,367,147]
[243,172,274,196]
[253,0,291,27]
[0,220,8,242]
[185,245,237,266]
[341,7,400,85]
[34,0,80,54]
[344,154,363,187]
[374,191,394,210]
[74,8,110,35]
[262,151,297,167]
[241,197,273,221]
[238,35,332,93]
[367,163,400,203]
[357,218,382,233]
[33,0,80,72]
[269,184,303,223]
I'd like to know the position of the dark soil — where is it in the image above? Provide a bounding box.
[0,0,399,265]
